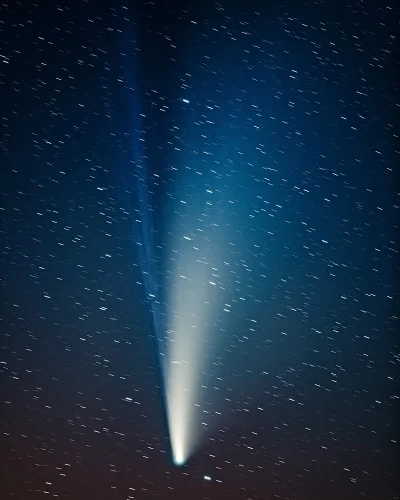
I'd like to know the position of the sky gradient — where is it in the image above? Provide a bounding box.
[1,0,398,499]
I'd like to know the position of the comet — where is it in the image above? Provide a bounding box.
[118,5,231,467]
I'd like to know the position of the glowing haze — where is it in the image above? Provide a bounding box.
[163,213,223,465]
[161,97,246,465]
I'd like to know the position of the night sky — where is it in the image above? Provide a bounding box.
[1,0,399,499]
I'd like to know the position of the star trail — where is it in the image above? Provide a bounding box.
[1,1,398,499]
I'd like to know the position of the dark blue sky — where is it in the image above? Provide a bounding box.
[1,0,398,499]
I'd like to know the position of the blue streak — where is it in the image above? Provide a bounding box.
[118,10,165,361]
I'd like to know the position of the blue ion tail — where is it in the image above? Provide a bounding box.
[117,7,165,354]
[117,6,178,464]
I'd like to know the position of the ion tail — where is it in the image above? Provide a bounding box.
[116,5,166,373]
